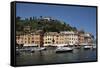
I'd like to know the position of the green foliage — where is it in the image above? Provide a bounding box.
[16,16,77,33]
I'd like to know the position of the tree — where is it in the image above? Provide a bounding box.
[16,16,78,33]
[30,17,32,21]
[16,16,21,22]
[40,16,43,19]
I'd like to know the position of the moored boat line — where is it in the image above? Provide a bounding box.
[16,44,96,55]
[16,47,46,54]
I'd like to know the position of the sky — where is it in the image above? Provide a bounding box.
[16,3,97,38]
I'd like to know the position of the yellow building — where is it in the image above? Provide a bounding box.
[53,33,68,46]
[60,31,79,45]
[43,32,56,46]
[43,32,69,46]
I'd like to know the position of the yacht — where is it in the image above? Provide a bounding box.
[92,45,96,49]
[55,46,73,53]
[34,47,46,51]
[84,45,92,49]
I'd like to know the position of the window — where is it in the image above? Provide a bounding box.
[45,42,47,44]
[32,41,34,43]
[56,35,59,37]
[48,42,51,44]
[32,38,34,39]
[25,38,27,40]
[28,38,30,40]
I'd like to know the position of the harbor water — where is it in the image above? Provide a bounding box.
[16,47,97,66]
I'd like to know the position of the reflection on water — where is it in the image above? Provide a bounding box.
[16,47,97,66]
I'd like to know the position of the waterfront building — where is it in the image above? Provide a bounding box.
[78,33,85,45]
[43,32,58,46]
[84,33,94,45]
[16,31,94,47]
[16,35,23,44]
[78,31,94,45]
[43,32,69,46]
[60,31,78,45]
[53,33,68,46]
[16,30,44,47]
[43,32,55,46]
[16,34,35,46]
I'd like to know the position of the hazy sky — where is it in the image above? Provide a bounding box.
[16,3,97,37]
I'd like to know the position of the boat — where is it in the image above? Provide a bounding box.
[16,51,21,55]
[83,45,92,49]
[74,45,81,49]
[76,46,81,49]
[16,48,35,53]
[55,46,73,53]
[30,49,35,53]
[34,47,46,51]
[92,45,96,50]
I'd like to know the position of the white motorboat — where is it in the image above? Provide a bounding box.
[92,45,96,49]
[34,47,46,51]
[84,46,92,49]
[55,46,73,53]
[30,49,35,53]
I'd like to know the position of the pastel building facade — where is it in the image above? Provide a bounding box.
[43,32,54,46]
[43,32,68,46]
[84,33,94,45]
[60,31,78,45]
[16,33,43,47]
[16,31,94,47]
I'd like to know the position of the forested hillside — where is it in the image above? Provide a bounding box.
[16,16,77,34]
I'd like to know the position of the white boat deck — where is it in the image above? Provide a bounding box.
[84,46,92,49]
[55,46,73,52]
